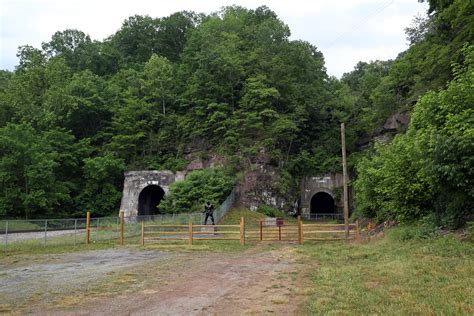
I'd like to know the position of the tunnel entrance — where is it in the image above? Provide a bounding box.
[138,185,165,216]
[310,192,335,214]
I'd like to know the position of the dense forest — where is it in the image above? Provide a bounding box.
[0,0,472,227]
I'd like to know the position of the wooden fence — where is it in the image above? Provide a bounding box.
[246,216,360,244]
[300,220,360,242]
[246,220,300,242]
[83,211,360,246]
[141,217,245,246]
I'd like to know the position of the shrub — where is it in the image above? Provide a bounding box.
[387,215,440,241]
[160,168,235,214]
[256,204,286,218]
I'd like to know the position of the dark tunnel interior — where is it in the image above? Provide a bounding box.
[138,185,165,216]
[310,192,335,214]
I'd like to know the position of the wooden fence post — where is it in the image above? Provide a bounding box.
[86,211,90,244]
[301,216,304,244]
[341,123,350,239]
[259,220,263,241]
[188,221,193,245]
[141,222,145,246]
[297,216,302,245]
[240,217,245,246]
[356,219,360,239]
[120,211,124,245]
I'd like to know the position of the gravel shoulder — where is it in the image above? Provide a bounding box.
[0,229,86,243]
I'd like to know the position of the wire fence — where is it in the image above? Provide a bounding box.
[214,189,235,223]
[301,213,344,221]
[1,190,236,253]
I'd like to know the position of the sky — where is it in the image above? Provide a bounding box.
[0,0,428,78]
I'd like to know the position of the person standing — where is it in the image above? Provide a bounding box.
[203,201,215,225]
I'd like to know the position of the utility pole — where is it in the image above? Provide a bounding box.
[341,123,349,239]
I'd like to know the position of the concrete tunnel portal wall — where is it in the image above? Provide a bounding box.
[119,170,346,218]
[300,174,345,217]
[119,170,184,217]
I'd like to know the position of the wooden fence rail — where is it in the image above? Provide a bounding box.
[300,216,360,243]
[246,216,360,244]
[82,210,361,247]
[141,217,245,246]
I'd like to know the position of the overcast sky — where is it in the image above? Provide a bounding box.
[0,0,428,78]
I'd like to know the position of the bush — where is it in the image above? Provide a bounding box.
[466,222,474,242]
[256,204,286,218]
[388,215,440,241]
[160,168,235,214]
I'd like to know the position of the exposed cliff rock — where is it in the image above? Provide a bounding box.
[357,109,411,148]
[185,153,226,171]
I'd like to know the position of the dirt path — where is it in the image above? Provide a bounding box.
[1,245,310,315]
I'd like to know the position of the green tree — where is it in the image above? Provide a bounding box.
[155,11,201,62]
[354,45,474,228]
[108,15,161,67]
[0,124,82,218]
[0,70,13,126]
[62,70,117,140]
[141,54,174,116]
[41,29,100,72]
[78,155,125,217]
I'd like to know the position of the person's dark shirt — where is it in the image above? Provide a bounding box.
[204,203,214,214]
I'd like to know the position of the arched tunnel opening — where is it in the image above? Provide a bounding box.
[310,192,335,214]
[138,185,164,216]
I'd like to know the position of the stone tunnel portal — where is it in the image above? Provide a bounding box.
[310,192,335,214]
[138,185,165,216]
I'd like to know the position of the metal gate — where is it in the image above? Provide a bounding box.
[245,217,360,243]
[256,218,299,242]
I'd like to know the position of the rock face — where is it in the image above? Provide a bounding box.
[237,165,288,212]
[358,109,411,149]
[185,154,226,171]
[119,170,177,217]
[381,109,410,131]
[237,169,348,216]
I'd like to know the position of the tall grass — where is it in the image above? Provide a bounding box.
[299,228,474,314]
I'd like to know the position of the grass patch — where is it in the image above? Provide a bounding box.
[219,205,266,224]
[141,239,250,253]
[299,227,474,315]
[270,295,289,304]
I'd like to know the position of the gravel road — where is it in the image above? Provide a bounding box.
[0,248,173,312]
[0,246,307,315]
